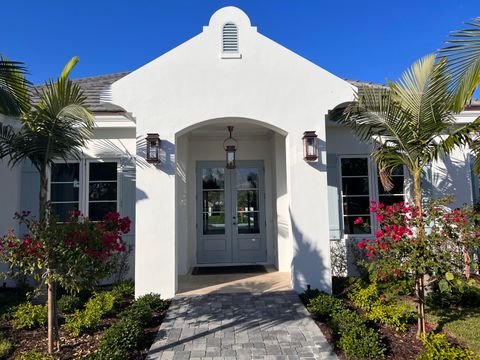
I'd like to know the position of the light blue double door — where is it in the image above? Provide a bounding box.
[197,161,267,264]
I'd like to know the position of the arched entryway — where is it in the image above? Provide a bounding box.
[174,117,292,294]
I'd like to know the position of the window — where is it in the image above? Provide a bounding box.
[377,167,405,206]
[340,158,371,234]
[340,157,406,236]
[222,23,238,53]
[88,162,118,221]
[202,167,226,235]
[49,160,119,222]
[50,163,80,222]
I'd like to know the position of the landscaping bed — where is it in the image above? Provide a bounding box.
[0,283,169,359]
[301,277,480,360]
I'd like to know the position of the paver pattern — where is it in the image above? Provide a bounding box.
[147,291,337,360]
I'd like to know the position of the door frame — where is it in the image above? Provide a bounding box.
[195,160,267,266]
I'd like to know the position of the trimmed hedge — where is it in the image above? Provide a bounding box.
[417,333,476,360]
[303,289,386,359]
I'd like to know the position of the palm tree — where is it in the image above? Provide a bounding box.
[440,18,480,113]
[0,55,29,116]
[341,53,480,336]
[0,56,94,353]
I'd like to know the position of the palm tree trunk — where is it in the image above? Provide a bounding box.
[39,168,59,353]
[413,169,426,337]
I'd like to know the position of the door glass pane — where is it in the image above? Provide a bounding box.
[50,184,79,202]
[89,163,117,181]
[89,162,118,221]
[202,168,225,189]
[237,190,259,211]
[342,177,369,195]
[341,158,368,176]
[236,168,258,189]
[89,182,117,201]
[342,196,370,215]
[203,212,225,235]
[344,216,371,234]
[203,191,224,212]
[52,203,79,222]
[237,211,260,234]
[51,163,79,182]
[89,202,117,221]
[50,163,80,222]
[378,177,404,195]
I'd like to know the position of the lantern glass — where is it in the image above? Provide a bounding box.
[226,145,236,169]
[146,133,160,163]
[303,131,318,161]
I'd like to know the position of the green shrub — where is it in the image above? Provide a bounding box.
[58,295,82,314]
[331,308,386,359]
[299,288,322,305]
[63,292,115,336]
[367,302,413,332]
[12,302,47,330]
[119,301,152,326]
[306,292,344,319]
[348,282,413,331]
[417,333,475,360]
[136,293,167,312]
[100,317,142,357]
[427,282,480,309]
[349,283,381,311]
[111,280,134,300]
[14,351,53,360]
[337,324,386,359]
[0,335,13,359]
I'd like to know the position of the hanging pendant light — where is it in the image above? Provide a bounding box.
[223,126,238,169]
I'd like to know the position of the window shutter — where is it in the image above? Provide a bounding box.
[327,154,341,239]
[222,23,238,53]
[20,161,40,234]
[119,158,136,280]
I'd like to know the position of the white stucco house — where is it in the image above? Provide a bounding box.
[1,6,479,298]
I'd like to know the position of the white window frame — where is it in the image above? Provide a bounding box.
[338,155,407,239]
[48,158,121,221]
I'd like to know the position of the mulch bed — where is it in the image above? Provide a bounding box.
[0,299,170,359]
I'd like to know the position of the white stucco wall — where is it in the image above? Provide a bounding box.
[111,6,356,298]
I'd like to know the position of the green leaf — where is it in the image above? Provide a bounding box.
[445,272,454,281]
[438,279,450,293]
[467,279,477,287]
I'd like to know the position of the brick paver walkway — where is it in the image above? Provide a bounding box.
[146,291,337,360]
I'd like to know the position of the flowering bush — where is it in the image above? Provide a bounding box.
[354,197,480,335]
[0,209,130,292]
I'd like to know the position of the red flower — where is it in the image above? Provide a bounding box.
[354,217,363,225]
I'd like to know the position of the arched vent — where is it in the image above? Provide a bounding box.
[222,23,238,53]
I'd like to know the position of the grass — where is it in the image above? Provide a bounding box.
[427,307,480,354]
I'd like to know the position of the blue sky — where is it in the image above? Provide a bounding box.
[2,0,478,89]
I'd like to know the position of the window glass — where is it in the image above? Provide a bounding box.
[377,167,405,205]
[88,162,117,221]
[340,158,371,235]
[50,163,80,222]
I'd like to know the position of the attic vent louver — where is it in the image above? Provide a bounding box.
[222,23,239,54]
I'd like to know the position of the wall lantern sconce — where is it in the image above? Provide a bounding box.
[223,126,238,169]
[145,133,161,163]
[303,131,318,161]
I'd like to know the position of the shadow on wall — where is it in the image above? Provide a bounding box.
[290,210,331,294]
[432,155,470,207]
[136,137,175,176]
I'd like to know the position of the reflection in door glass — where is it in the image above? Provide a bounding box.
[236,168,258,189]
[202,167,225,235]
[202,168,225,189]
[203,213,225,235]
[237,211,260,234]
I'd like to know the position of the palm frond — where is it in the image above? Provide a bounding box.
[440,17,480,111]
[0,56,30,116]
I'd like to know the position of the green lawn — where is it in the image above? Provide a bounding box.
[427,307,480,354]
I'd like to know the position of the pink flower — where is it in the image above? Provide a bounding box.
[354,217,363,225]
